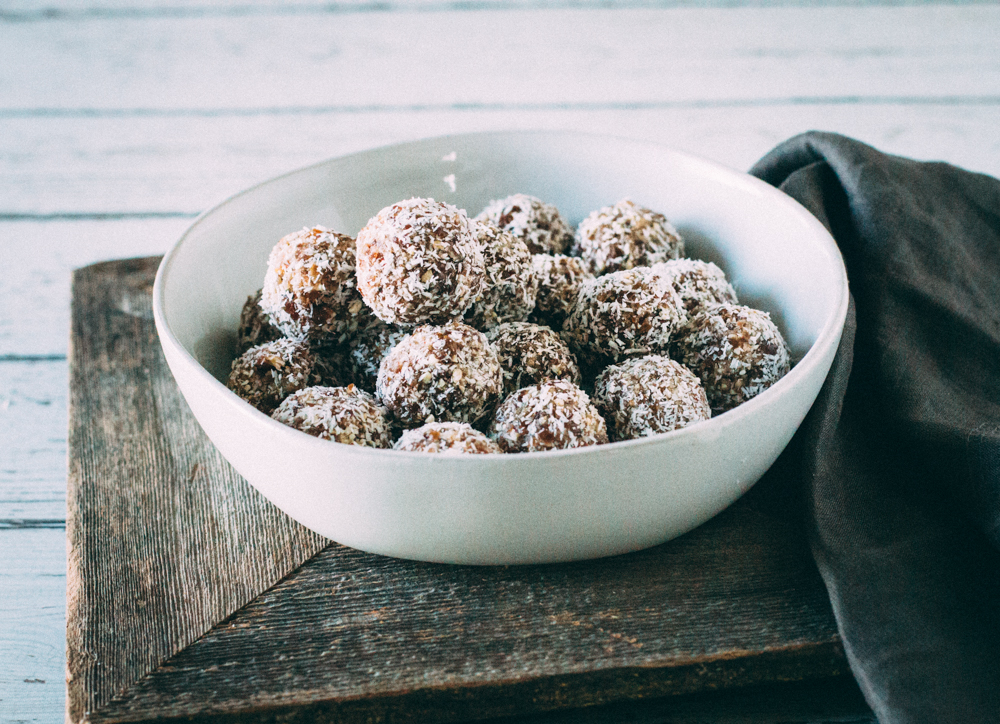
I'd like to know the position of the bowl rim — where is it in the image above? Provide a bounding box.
[152,129,849,463]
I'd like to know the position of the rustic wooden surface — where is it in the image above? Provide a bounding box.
[2,1,998,721]
[66,257,862,723]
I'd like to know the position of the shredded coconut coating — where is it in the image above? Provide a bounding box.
[486,322,581,399]
[651,259,738,314]
[573,199,684,275]
[593,355,710,441]
[260,226,369,343]
[226,338,315,415]
[394,422,503,454]
[356,198,486,326]
[529,254,593,329]
[236,288,283,353]
[560,266,688,368]
[464,221,539,331]
[347,318,408,392]
[475,194,574,255]
[672,303,791,413]
[271,385,393,448]
[489,379,608,453]
[376,322,503,428]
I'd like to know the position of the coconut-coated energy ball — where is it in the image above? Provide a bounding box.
[489,379,608,453]
[486,322,581,399]
[236,289,283,354]
[672,303,790,413]
[394,422,502,454]
[560,266,688,368]
[271,385,393,448]
[529,254,593,329]
[376,322,503,428]
[464,222,539,331]
[652,259,738,314]
[226,338,315,415]
[593,355,711,441]
[260,226,369,343]
[476,194,574,255]
[346,318,408,392]
[573,199,684,275]
[356,198,486,326]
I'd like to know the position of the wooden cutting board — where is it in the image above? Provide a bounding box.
[66,257,852,724]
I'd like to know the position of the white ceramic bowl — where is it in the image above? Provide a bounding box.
[153,130,848,565]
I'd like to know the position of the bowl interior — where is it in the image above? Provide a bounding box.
[158,131,844,384]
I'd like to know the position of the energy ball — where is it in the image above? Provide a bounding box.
[394,422,502,454]
[593,355,711,441]
[486,322,581,399]
[476,193,574,255]
[376,322,503,428]
[226,338,315,415]
[346,318,408,392]
[236,289,283,354]
[260,226,369,343]
[529,254,593,329]
[489,379,608,453]
[561,266,688,368]
[356,198,486,326]
[464,222,539,331]
[573,199,684,275]
[271,385,392,448]
[672,303,790,413]
[652,259,738,314]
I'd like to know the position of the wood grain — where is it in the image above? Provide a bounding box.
[3,7,997,112]
[2,103,999,218]
[0,528,66,724]
[66,257,328,723]
[66,257,857,723]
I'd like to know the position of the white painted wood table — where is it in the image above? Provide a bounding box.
[1,1,997,721]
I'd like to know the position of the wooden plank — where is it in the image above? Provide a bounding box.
[2,7,997,113]
[67,257,328,723]
[0,219,185,357]
[0,359,69,522]
[67,257,849,722]
[3,103,999,218]
[0,527,66,724]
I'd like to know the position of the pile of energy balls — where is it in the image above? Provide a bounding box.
[226,194,790,454]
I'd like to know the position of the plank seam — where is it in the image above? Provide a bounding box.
[2,96,999,119]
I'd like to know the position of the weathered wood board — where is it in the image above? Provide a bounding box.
[66,257,857,723]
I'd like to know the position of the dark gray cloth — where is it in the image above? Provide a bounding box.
[749,132,1000,724]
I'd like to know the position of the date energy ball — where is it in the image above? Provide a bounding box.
[561,266,688,368]
[376,322,503,428]
[573,199,684,275]
[476,194,574,255]
[226,338,315,415]
[593,355,710,441]
[464,222,539,331]
[271,385,393,448]
[672,303,791,413]
[652,259,738,314]
[530,254,593,329]
[489,379,608,453]
[347,318,408,392]
[236,288,283,353]
[394,422,502,454]
[486,322,581,399]
[356,198,486,326]
[260,226,369,343]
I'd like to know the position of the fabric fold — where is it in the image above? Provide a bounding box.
[750,132,1000,724]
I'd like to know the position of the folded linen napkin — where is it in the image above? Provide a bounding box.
[748,133,1000,723]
